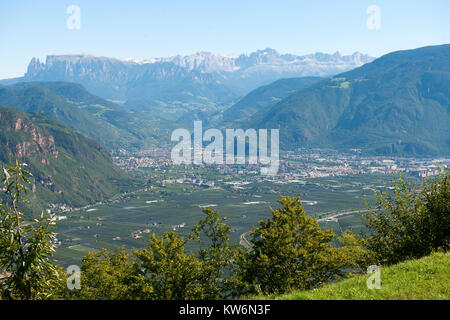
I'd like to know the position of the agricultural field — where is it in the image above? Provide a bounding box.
[53,171,403,266]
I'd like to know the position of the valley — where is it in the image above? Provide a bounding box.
[50,144,448,266]
[1,1,448,303]
[1,44,449,271]
[52,170,391,266]
[51,144,449,266]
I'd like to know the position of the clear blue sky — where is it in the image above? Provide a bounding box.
[1,0,449,79]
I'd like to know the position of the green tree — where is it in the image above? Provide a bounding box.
[190,208,242,299]
[134,231,204,299]
[0,160,64,299]
[239,196,355,295]
[77,209,244,300]
[362,170,449,265]
[74,247,147,300]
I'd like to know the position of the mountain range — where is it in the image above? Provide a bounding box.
[0,44,448,165]
[2,49,373,112]
[244,44,450,155]
[0,82,174,150]
[221,76,323,125]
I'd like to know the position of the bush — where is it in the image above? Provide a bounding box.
[237,196,358,295]
[362,170,449,265]
[75,247,146,300]
[134,231,204,300]
[76,208,240,300]
[0,160,65,299]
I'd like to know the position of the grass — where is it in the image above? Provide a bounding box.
[264,252,450,300]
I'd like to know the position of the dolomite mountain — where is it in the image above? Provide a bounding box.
[22,49,374,105]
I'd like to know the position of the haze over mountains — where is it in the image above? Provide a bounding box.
[0,82,174,150]
[15,49,373,109]
[221,76,324,125]
[0,43,448,197]
[246,44,450,156]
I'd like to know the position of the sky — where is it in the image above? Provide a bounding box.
[0,0,449,79]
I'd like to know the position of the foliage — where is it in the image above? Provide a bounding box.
[73,232,206,300]
[0,160,64,299]
[189,208,243,299]
[238,196,358,295]
[337,229,373,270]
[76,208,243,300]
[2,159,447,300]
[74,247,147,300]
[362,170,449,265]
[134,231,204,300]
[73,197,375,299]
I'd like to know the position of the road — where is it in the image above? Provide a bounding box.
[239,209,369,249]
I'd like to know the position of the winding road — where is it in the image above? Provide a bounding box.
[239,209,369,249]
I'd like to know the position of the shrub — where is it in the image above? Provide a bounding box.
[362,170,449,265]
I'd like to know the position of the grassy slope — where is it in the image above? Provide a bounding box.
[264,252,449,300]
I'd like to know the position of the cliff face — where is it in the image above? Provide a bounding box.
[25,50,373,83]
[0,109,58,163]
[12,117,58,159]
[0,108,62,197]
[0,106,135,212]
[22,50,374,101]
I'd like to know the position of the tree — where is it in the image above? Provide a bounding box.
[0,160,64,299]
[421,170,450,251]
[134,231,204,300]
[74,247,147,300]
[190,208,242,299]
[77,208,243,300]
[362,170,449,265]
[239,196,354,295]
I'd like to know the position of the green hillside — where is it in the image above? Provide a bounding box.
[222,77,323,124]
[251,44,450,156]
[0,106,138,213]
[0,82,173,151]
[263,252,450,300]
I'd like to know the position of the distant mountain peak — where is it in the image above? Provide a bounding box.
[26,49,374,76]
[250,44,450,156]
[22,48,375,101]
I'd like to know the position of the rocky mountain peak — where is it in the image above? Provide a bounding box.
[22,49,375,101]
